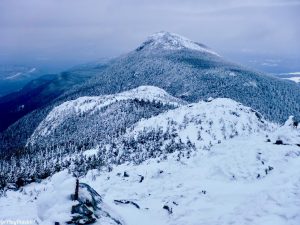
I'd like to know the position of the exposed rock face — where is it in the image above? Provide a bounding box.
[114,199,140,209]
[68,183,123,225]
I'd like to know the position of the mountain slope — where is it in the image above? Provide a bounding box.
[63,31,300,123]
[0,86,276,188]
[130,98,272,145]
[1,84,300,224]
[1,31,299,154]
[1,121,300,225]
[0,61,108,132]
[27,86,185,147]
[96,97,273,165]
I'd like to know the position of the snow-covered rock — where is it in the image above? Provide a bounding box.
[268,116,300,146]
[68,182,123,225]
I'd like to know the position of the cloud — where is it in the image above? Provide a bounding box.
[0,0,299,71]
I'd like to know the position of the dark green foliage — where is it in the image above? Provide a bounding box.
[0,99,177,188]
[1,46,300,155]
[0,38,299,190]
[62,49,300,124]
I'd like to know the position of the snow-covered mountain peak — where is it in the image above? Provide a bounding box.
[136,31,219,56]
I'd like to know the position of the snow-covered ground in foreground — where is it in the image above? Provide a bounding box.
[1,122,300,225]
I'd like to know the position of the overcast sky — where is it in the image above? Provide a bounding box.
[0,0,299,72]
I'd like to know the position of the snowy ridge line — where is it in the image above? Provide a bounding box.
[27,86,186,144]
[4,68,37,80]
[284,77,300,83]
[92,97,277,167]
[127,98,275,148]
[137,31,220,56]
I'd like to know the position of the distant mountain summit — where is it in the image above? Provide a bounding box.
[136,31,219,56]
[1,32,300,225]
[1,31,300,153]
[62,31,299,122]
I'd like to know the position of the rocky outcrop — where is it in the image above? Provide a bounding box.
[67,183,123,225]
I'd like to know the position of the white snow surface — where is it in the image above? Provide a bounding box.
[28,86,185,144]
[3,86,300,224]
[279,72,300,83]
[128,98,274,149]
[284,77,300,83]
[139,31,220,56]
[1,123,300,225]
